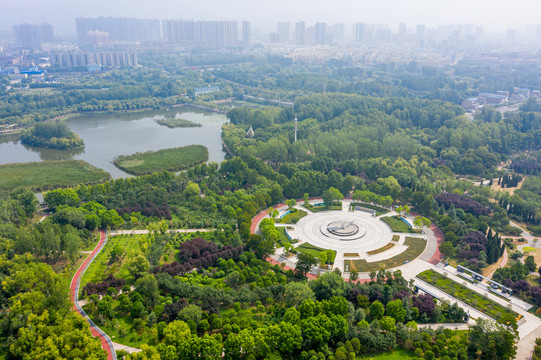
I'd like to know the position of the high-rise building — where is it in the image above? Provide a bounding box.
[162,19,238,49]
[355,23,366,43]
[50,51,137,68]
[329,23,345,43]
[315,22,327,44]
[416,24,425,47]
[269,33,280,43]
[295,21,306,45]
[75,17,160,45]
[13,23,54,50]
[277,22,290,43]
[242,21,251,48]
[86,30,110,48]
[398,22,406,43]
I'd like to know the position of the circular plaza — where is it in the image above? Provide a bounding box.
[257,200,433,275]
[295,211,393,254]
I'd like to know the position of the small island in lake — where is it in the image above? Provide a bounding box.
[20,120,84,150]
[113,144,208,175]
[154,117,201,128]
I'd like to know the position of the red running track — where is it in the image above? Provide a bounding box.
[69,230,116,360]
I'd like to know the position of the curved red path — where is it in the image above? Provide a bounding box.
[70,230,116,360]
[428,223,445,265]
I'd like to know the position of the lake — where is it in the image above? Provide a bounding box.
[0,107,227,178]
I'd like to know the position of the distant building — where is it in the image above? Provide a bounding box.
[86,30,110,48]
[193,86,220,95]
[75,17,160,45]
[355,23,366,43]
[242,21,251,48]
[478,93,507,105]
[462,97,482,111]
[277,22,290,43]
[50,51,138,68]
[315,22,327,44]
[269,33,280,43]
[13,23,54,50]
[162,19,238,49]
[295,21,306,45]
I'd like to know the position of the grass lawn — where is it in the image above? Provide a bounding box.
[0,160,110,191]
[113,145,208,175]
[381,216,420,233]
[80,234,142,292]
[304,202,342,212]
[351,202,390,216]
[358,350,416,359]
[417,269,518,322]
[276,227,293,246]
[155,117,201,128]
[367,242,395,255]
[280,209,307,224]
[345,237,426,272]
[296,243,336,261]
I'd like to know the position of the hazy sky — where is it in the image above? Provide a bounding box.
[2,0,539,35]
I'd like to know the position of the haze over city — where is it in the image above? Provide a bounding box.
[2,0,541,36]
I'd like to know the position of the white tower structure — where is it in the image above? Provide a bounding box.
[294,115,298,142]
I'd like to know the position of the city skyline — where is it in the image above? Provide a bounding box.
[2,0,540,36]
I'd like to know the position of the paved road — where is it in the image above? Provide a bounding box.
[70,230,117,360]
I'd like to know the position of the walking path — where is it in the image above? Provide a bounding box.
[70,230,117,360]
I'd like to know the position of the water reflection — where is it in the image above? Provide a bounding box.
[0,107,227,178]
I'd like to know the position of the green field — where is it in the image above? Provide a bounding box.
[80,234,142,291]
[0,160,110,191]
[155,117,201,128]
[296,242,336,261]
[417,269,518,322]
[381,216,420,233]
[280,209,307,224]
[113,145,208,175]
[345,237,426,272]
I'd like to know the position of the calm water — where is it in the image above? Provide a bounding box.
[0,107,227,178]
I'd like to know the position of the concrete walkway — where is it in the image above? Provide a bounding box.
[112,342,141,354]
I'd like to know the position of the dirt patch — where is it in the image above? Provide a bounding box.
[491,177,525,196]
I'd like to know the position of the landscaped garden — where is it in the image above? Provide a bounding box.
[416,269,518,322]
[350,202,390,216]
[381,216,420,233]
[345,237,426,272]
[304,202,342,212]
[295,242,336,261]
[279,209,307,224]
[367,242,396,255]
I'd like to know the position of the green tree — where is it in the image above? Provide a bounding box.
[295,252,317,278]
[370,300,384,320]
[380,316,396,332]
[386,299,406,322]
[309,271,346,300]
[163,320,192,349]
[44,189,80,209]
